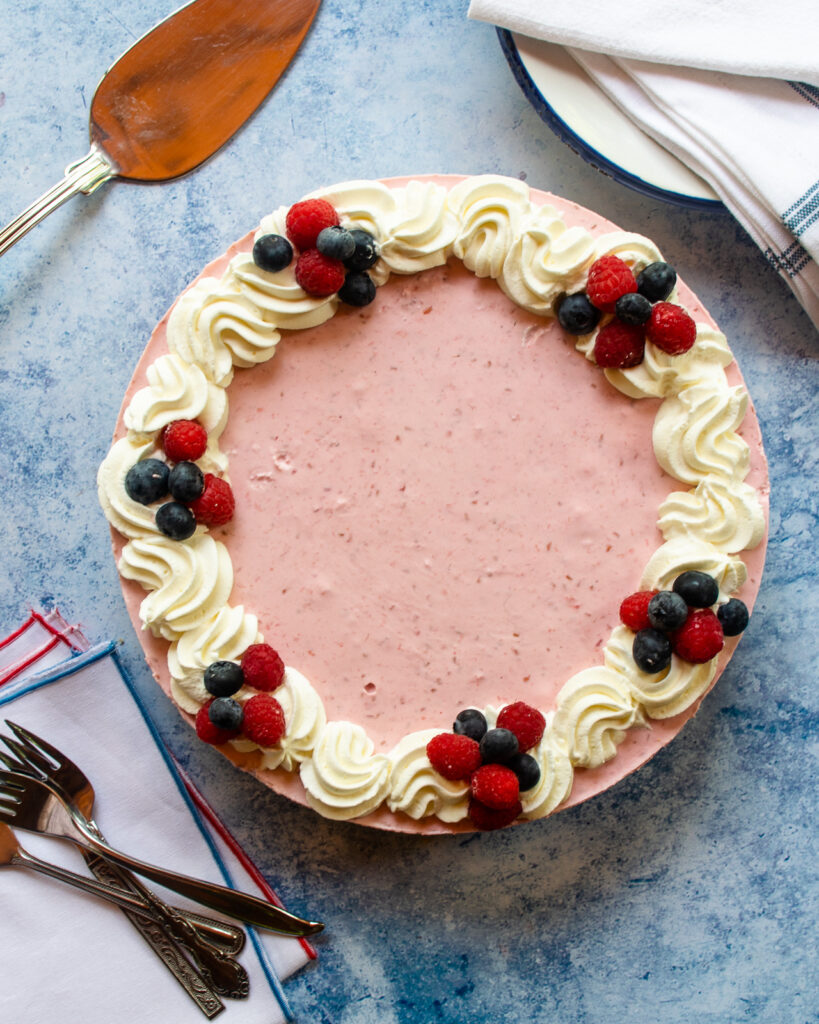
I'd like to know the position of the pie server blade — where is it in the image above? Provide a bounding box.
[1,0,321,255]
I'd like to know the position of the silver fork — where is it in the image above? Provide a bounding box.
[0,721,244,954]
[0,768,324,936]
[0,820,233,941]
[0,749,249,999]
[0,824,226,1018]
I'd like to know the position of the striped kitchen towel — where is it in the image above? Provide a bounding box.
[565,55,819,329]
[469,0,819,330]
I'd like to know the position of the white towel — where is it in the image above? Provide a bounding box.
[0,610,316,1024]
[569,53,819,327]
[468,1,819,329]
[468,0,819,84]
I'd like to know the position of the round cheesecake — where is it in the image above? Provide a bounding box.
[99,175,768,834]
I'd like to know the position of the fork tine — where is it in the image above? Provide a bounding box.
[0,750,23,772]
[4,721,62,767]
[1,735,52,777]
[0,778,26,805]
[0,771,27,792]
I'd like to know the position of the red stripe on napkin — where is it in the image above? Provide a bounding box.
[0,609,87,687]
[172,754,318,960]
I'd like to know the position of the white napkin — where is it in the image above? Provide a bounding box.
[468,1,819,329]
[467,0,819,84]
[0,610,316,1024]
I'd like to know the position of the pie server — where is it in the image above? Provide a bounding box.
[0,0,321,256]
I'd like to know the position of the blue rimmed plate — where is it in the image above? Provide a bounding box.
[499,29,721,210]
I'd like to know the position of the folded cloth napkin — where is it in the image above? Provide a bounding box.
[0,609,316,1024]
[568,54,819,327]
[467,0,819,84]
[469,1,819,330]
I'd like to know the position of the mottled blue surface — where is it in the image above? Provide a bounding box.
[0,3,816,1022]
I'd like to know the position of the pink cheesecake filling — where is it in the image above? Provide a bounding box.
[223,261,671,751]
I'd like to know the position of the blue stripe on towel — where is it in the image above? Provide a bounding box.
[783,181,819,236]
[765,241,812,278]
[788,82,819,108]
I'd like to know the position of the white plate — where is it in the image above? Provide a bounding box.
[500,30,720,209]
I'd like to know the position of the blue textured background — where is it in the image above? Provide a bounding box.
[1,2,816,1022]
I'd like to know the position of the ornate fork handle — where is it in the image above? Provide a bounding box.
[135,881,249,999]
[68,814,323,936]
[80,814,247,997]
[9,841,226,1018]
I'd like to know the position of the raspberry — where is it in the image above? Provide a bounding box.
[295,249,346,297]
[241,693,286,747]
[470,764,520,809]
[619,590,658,632]
[241,643,285,692]
[646,302,696,355]
[426,733,482,781]
[586,255,637,312]
[496,702,545,751]
[195,699,240,745]
[672,608,724,664]
[187,474,235,526]
[468,797,522,831]
[285,199,339,251]
[593,321,645,368]
[162,419,208,462]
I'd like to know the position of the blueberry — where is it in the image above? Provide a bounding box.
[155,501,196,541]
[717,598,749,636]
[632,628,672,673]
[479,727,519,764]
[453,708,487,742]
[343,229,379,271]
[647,590,689,632]
[615,292,653,326]
[168,461,205,502]
[557,293,601,335]
[673,571,719,608]
[637,262,676,302]
[507,752,541,791]
[338,271,376,307]
[125,459,169,505]
[252,233,293,273]
[208,697,244,731]
[317,225,356,261]
[204,660,245,698]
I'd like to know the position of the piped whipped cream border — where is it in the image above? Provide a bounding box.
[98,175,766,825]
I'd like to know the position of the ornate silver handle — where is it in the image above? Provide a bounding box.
[67,813,324,936]
[0,147,115,256]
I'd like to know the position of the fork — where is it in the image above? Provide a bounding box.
[0,820,234,940]
[0,769,324,936]
[0,745,249,998]
[0,823,226,1019]
[0,721,244,954]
